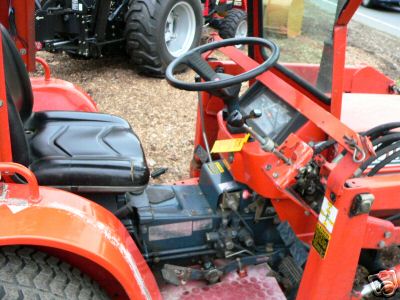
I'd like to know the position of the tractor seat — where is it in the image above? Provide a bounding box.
[1,24,149,193]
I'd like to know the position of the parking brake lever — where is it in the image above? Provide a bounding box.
[227,110,292,165]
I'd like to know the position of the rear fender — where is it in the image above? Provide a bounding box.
[0,180,160,300]
[31,58,98,112]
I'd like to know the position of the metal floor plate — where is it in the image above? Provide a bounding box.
[160,264,286,300]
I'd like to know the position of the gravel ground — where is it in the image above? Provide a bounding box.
[34,22,399,185]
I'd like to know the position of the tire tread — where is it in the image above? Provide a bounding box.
[219,9,247,39]
[0,246,108,300]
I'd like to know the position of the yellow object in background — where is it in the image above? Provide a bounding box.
[264,0,304,38]
[211,134,250,153]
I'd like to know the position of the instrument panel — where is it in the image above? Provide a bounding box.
[240,82,306,144]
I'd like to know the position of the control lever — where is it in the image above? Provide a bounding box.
[227,110,292,165]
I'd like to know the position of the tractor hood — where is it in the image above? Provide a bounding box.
[341,93,400,132]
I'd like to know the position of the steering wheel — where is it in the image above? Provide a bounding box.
[165,37,280,92]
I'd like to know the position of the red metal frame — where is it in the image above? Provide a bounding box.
[0,0,35,71]
[203,0,247,17]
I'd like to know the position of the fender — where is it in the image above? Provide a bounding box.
[31,58,98,113]
[0,165,161,300]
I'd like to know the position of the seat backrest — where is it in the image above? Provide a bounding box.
[1,24,33,165]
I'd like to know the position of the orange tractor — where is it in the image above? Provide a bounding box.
[0,0,400,299]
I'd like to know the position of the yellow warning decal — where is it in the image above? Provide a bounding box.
[312,223,331,259]
[211,134,250,153]
[318,197,338,234]
[207,161,225,174]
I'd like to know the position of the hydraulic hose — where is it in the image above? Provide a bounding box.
[362,122,400,139]
[371,132,400,147]
[314,140,336,154]
[355,141,400,177]
[368,150,400,176]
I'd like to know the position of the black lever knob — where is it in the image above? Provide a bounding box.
[227,110,245,128]
[244,109,262,121]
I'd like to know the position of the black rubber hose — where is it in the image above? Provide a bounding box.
[359,141,400,173]
[362,122,400,139]
[367,150,400,176]
[386,213,400,222]
[314,140,336,154]
[371,133,400,147]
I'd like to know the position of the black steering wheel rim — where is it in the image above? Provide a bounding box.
[165,37,280,91]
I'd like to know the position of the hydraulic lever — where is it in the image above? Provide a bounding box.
[227,110,292,165]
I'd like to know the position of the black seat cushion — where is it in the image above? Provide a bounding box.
[25,111,150,192]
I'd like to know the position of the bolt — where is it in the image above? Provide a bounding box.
[360,198,373,213]
[265,164,272,171]
[204,261,212,269]
[153,257,160,263]
[244,236,254,247]
[225,240,234,250]
[304,210,310,216]
[378,240,386,248]
[272,172,279,178]
[384,231,392,239]
[0,100,3,107]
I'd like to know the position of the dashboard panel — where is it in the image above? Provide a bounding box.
[239,82,307,144]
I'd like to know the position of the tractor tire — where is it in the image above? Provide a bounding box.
[219,9,248,39]
[361,0,377,7]
[125,0,203,77]
[0,246,109,299]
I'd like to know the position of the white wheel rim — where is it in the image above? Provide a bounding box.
[235,20,247,38]
[164,1,197,57]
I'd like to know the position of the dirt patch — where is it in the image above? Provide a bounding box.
[348,21,400,80]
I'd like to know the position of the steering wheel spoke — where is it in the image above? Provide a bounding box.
[185,52,218,82]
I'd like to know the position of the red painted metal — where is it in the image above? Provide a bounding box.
[337,0,363,25]
[330,26,348,118]
[31,77,98,112]
[0,163,40,201]
[203,0,247,17]
[0,30,12,163]
[0,2,9,28]
[35,57,51,81]
[31,57,98,112]
[7,0,36,71]
[161,263,285,300]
